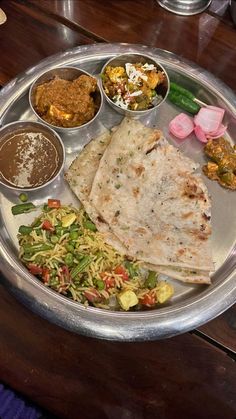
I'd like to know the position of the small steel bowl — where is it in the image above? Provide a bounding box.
[100,53,170,117]
[0,121,65,191]
[29,66,103,133]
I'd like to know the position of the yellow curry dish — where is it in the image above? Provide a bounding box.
[203,137,236,190]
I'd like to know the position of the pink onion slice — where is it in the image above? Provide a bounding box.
[169,113,194,139]
[194,125,208,143]
[194,107,225,134]
[207,123,227,139]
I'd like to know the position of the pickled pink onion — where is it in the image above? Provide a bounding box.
[169,106,227,143]
[194,107,225,134]
[169,113,194,139]
[194,125,208,143]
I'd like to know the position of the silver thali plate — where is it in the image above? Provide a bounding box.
[0,43,235,341]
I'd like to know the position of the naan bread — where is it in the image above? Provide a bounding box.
[65,119,213,284]
[90,118,214,277]
[64,130,128,254]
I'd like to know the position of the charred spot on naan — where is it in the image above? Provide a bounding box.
[190,228,210,241]
[132,187,140,197]
[181,211,194,219]
[131,164,145,177]
[183,178,206,200]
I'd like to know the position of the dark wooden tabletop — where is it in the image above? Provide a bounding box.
[0,1,235,418]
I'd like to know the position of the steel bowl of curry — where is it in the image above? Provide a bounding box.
[0,121,65,191]
[100,53,170,117]
[29,67,103,132]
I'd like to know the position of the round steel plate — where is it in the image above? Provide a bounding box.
[0,43,235,341]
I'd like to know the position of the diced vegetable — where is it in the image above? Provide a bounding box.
[156,281,174,303]
[42,220,54,231]
[124,261,138,278]
[61,213,77,228]
[42,267,50,283]
[18,225,33,235]
[28,264,43,275]
[48,199,61,208]
[144,271,157,289]
[117,289,138,310]
[11,202,36,215]
[139,292,156,307]
[83,220,97,232]
[19,193,28,202]
[114,265,129,281]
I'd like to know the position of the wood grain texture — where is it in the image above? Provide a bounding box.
[0,284,235,419]
[26,0,236,90]
[0,0,96,85]
[199,305,236,354]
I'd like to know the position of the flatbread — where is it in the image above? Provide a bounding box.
[90,118,214,277]
[64,130,128,254]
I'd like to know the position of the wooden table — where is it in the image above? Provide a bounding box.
[0,1,235,418]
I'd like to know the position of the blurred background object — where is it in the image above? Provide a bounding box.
[230,0,236,25]
[157,0,212,15]
[0,7,6,24]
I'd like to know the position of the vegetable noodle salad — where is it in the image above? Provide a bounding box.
[17,200,174,311]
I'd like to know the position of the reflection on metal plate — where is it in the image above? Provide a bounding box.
[0,44,235,341]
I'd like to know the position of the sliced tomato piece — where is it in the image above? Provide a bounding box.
[42,220,54,231]
[28,264,43,276]
[114,266,129,281]
[48,199,61,208]
[84,288,101,303]
[100,272,116,290]
[42,267,50,284]
[104,276,116,290]
[139,292,156,307]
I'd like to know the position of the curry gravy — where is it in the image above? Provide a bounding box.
[0,128,63,188]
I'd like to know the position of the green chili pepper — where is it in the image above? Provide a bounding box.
[70,256,92,279]
[170,82,195,100]
[18,225,33,235]
[11,202,36,215]
[168,91,200,115]
[19,193,28,203]
[145,271,157,289]
[83,220,97,232]
[23,243,54,254]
